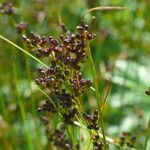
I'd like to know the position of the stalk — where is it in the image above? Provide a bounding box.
[86,42,107,150]
[144,117,150,150]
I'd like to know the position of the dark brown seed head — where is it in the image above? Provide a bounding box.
[145,87,150,96]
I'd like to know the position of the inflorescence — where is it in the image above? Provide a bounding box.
[15,21,27,33]
[83,110,107,150]
[118,131,136,148]
[145,87,150,96]
[0,1,139,149]
[23,21,96,148]
[49,124,74,150]
[23,21,94,117]
[22,18,137,150]
[0,2,14,15]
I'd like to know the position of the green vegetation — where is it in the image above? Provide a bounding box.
[0,0,150,149]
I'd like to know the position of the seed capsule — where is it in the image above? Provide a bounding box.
[145,87,150,95]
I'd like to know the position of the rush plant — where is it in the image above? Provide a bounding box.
[0,1,146,150]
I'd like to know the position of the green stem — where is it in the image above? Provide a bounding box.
[86,42,107,150]
[0,91,7,119]
[67,125,75,146]
[87,134,92,150]
[144,117,150,150]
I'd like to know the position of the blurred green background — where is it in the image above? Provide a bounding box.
[0,0,150,149]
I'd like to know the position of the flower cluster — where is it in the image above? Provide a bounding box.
[37,100,56,113]
[23,21,94,126]
[145,87,150,96]
[70,72,92,95]
[15,21,27,33]
[83,110,99,130]
[0,2,14,15]
[49,124,73,150]
[22,22,95,69]
[63,108,77,124]
[93,140,103,150]
[119,131,136,148]
[82,110,106,149]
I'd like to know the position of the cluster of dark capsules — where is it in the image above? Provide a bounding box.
[49,124,74,150]
[70,72,92,95]
[22,21,95,126]
[0,2,14,15]
[83,110,106,149]
[22,21,95,69]
[37,100,56,113]
[83,110,99,130]
[92,134,104,150]
[63,108,78,124]
[145,87,150,96]
[15,21,27,33]
[118,131,136,148]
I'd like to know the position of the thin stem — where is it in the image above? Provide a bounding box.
[144,117,150,150]
[87,134,92,150]
[0,89,7,119]
[86,42,107,150]
[102,76,111,108]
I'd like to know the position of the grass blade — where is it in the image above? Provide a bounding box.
[144,117,150,150]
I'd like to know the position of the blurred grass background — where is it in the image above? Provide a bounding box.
[0,0,150,149]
